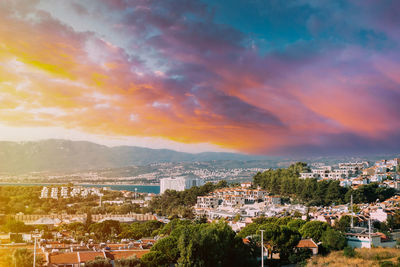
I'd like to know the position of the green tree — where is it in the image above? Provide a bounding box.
[150,236,180,263]
[141,251,170,267]
[85,256,112,267]
[325,181,343,205]
[89,220,121,241]
[176,221,256,266]
[258,223,301,260]
[288,248,312,265]
[287,219,306,231]
[13,248,44,267]
[335,215,358,231]
[238,222,261,238]
[299,221,330,242]
[114,256,141,267]
[321,228,346,251]
[1,217,32,233]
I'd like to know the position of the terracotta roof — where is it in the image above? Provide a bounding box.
[296,239,318,248]
[49,253,79,264]
[109,250,150,259]
[49,250,150,264]
[79,251,105,262]
[242,238,250,244]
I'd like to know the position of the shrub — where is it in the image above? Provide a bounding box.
[379,261,395,267]
[343,246,356,258]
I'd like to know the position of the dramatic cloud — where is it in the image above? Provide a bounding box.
[0,0,399,155]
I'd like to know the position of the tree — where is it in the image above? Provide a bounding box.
[141,251,170,267]
[13,248,44,267]
[1,217,32,233]
[238,222,261,238]
[287,219,306,231]
[258,223,301,260]
[321,228,346,251]
[335,215,358,231]
[89,220,121,241]
[85,256,112,267]
[150,236,179,263]
[176,221,256,266]
[86,211,93,228]
[114,256,141,267]
[288,248,312,264]
[123,220,164,240]
[325,181,343,205]
[299,221,330,242]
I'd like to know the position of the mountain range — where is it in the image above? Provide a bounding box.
[0,139,268,173]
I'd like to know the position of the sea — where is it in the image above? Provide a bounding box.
[0,183,160,194]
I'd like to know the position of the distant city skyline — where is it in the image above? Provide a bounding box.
[1,1,400,155]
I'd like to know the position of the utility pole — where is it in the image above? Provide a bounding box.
[260,230,264,267]
[32,229,40,267]
[350,194,354,228]
[368,217,372,249]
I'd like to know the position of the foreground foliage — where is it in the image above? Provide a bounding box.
[143,220,257,267]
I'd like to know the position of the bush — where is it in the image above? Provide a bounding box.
[343,246,356,258]
[379,261,395,267]
[288,248,312,265]
[85,257,112,267]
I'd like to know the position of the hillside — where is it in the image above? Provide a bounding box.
[0,139,266,173]
[308,248,400,267]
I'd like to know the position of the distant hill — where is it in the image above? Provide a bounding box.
[0,139,267,173]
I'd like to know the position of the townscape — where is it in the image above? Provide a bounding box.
[1,1,400,266]
[2,158,400,266]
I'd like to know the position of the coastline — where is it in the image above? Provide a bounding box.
[0,182,160,186]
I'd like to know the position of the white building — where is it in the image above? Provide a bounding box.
[50,187,58,199]
[300,172,319,179]
[160,176,205,194]
[370,208,392,222]
[346,232,396,248]
[40,187,49,199]
[196,196,219,209]
[60,187,69,198]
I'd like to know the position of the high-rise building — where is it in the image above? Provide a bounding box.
[160,176,204,194]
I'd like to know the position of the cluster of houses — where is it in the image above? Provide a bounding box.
[1,236,155,266]
[194,182,294,220]
[44,238,156,266]
[300,158,400,189]
[40,186,103,199]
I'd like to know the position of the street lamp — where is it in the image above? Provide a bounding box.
[32,229,40,267]
[260,230,264,267]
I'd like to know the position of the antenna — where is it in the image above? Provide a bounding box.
[350,194,354,228]
[368,216,372,248]
[260,230,264,267]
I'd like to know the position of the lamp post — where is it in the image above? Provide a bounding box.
[32,229,40,267]
[260,230,264,267]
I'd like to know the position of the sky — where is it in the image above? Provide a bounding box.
[0,0,400,155]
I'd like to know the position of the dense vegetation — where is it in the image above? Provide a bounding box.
[141,220,257,267]
[148,180,228,218]
[0,186,149,215]
[253,162,396,206]
[237,216,346,264]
